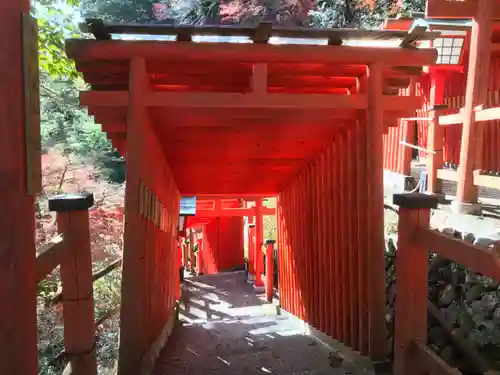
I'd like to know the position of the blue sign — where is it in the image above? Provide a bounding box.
[179,196,196,216]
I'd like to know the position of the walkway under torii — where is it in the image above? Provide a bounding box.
[0,4,440,375]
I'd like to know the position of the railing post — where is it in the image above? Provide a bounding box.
[197,235,204,275]
[392,193,438,375]
[248,224,256,279]
[426,74,445,195]
[265,240,275,302]
[49,193,97,375]
[189,229,195,271]
[254,199,264,288]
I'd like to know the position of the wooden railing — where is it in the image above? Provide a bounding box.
[36,193,122,375]
[392,193,500,375]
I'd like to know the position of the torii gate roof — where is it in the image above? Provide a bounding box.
[66,20,437,196]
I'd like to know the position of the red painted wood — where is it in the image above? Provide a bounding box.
[289,181,298,318]
[325,145,336,338]
[218,217,245,272]
[317,152,327,333]
[265,241,274,302]
[393,203,431,375]
[300,172,309,321]
[254,199,264,287]
[311,162,322,330]
[0,1,38,374]
[339,131,350,344]
[57,209,97,375]
[332,140,343,341]
[248,224,256,275]
[357,116,370,356]
[348,126,360,351]
[202,219,218,274]
[367,64,388,360]
[50,27,442,372]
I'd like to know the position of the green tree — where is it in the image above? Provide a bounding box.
[35,0,126,183]
[80,0,154,23]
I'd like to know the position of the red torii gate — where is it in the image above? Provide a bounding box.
[382,0,500,213]
[0,4,438,374]
[427,0,500,212]
[184,197,275,287]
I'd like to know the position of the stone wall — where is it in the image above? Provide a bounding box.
[384,225,500,373]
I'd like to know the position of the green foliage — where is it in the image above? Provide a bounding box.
[170,0,220,25]
[34,0,126,184]
[40,76,126,183]
[308,0,425,29]
[34,0,81,79]
[80,0,154,23]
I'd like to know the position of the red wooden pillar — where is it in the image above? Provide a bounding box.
[118,57,149,375]
[392,193,437,375]
[456,0,492,207]
[178,236,183,269]
[197,236,204,275]
[427,72,446,194]
[189,229,195,271]
[265,240,275,302]
[248,223,256,276]
[366,63,387,360]
[254,199,264,288]
[402,78,417,175]
[0,0,38,374]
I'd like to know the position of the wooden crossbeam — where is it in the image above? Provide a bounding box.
[195,207,275,218]
[400,26,428,49]
[79,19,439,44]
[80,91,423,111]
[418,228,500,281]
[426,0,500,19]
[66,39,437,66]
[438,106,500,125]
[437,169,500,190]
[410,341,462,375]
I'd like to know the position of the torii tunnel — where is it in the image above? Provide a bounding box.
[67,21,437,375]
[0,9,439,375]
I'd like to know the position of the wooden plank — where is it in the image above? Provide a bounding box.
[438,110,464,125]
[419,228,500,280]
[474,172,500,190]
[393,196,433,375]
[400,26,428,49]
[366,63,387,360]
[57,209,97,375]
[80,90,423,111]
[411,341,462,375]
[117,57,150,375]
[439,106,500,124]
[22,13,41,195]
[475,106,500,122]
[456,0,493,204]
[426,0,500,19]
[0,2,38,374]
[254,199,264,287]
[437,168,459,182]
[427,301,489,373]
[66,39,438,66]
[80,19,439,42]
[36,237,65,282]
[427,75,445,194]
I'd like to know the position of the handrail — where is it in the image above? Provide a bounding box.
[36,236,65,283]
[392,193,497,375]
[46,258,123,307]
